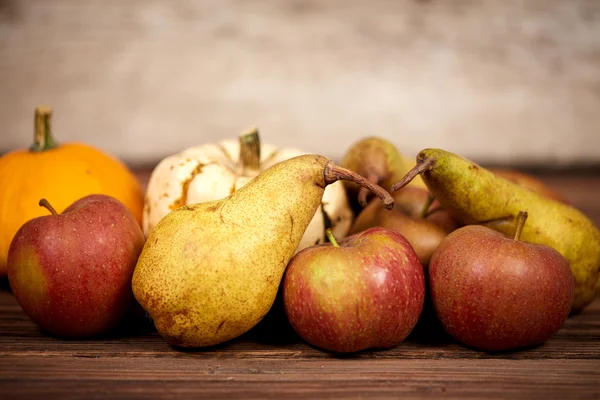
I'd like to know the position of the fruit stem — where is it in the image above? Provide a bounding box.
[30,106,58,152]
[358,172,380,207]
[39,199,58,215]
[326,229,339,247]
[324,162,394,210]
[239,127,261,173]
[391,158,434,192]
[420,194,435,219]
[513,211,528,241]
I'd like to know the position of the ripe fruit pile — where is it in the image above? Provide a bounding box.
[2,107,599,354]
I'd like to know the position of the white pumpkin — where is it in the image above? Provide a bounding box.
[143,130,353,253]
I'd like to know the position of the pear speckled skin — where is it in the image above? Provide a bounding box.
[394,149,600,312]
[490,168,570,204]
[341,137,426,206]
[132,155,393,348]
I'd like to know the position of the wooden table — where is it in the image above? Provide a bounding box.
[1,171,599,399]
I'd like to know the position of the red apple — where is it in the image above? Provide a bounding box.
[7,194,145,338]
[283,227,425,353]
[429,212,574,351]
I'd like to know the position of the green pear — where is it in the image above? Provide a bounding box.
[341,137,426,208]
[391,149,600,313]
[132,155,393,348]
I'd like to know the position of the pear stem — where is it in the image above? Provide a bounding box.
[513,211,528,241]
[420,194,435,219]
[326,229,339,247]
[239,127,261,172]
[39,199,58,215]
[391,158,434,192]
[358,172,380,207]
[30,106,58,152]
[324,163,394,210]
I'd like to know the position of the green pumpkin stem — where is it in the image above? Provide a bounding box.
[30,106,58,152]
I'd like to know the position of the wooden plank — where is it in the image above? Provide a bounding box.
[1,358,598,400]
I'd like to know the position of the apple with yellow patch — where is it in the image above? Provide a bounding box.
[7,194,145,338]
[283,227,425,353]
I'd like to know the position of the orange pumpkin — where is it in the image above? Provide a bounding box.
[0,106,144,276]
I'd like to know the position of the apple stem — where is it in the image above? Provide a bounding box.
[324,162,394,210]
[326,229,340,247]
[357,172,380,207]
[391,158,434,192]
[420,194,435,219]
[39,198,58,215]
[239,127,261,173]
[513,211,528,241]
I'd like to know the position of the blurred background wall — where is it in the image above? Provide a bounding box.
[1,0,599,167]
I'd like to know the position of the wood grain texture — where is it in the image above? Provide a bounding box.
[0,171,599,399]
[1,0,600,166]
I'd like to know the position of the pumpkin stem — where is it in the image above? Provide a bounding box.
[39,199,58,215]
[239,127,261,173]
[30,106,58,152]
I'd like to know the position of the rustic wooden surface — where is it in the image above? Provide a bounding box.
[1,171,599,399]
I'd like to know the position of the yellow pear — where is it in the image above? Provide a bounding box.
[392,149,600,313]
[132,155,393,348]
